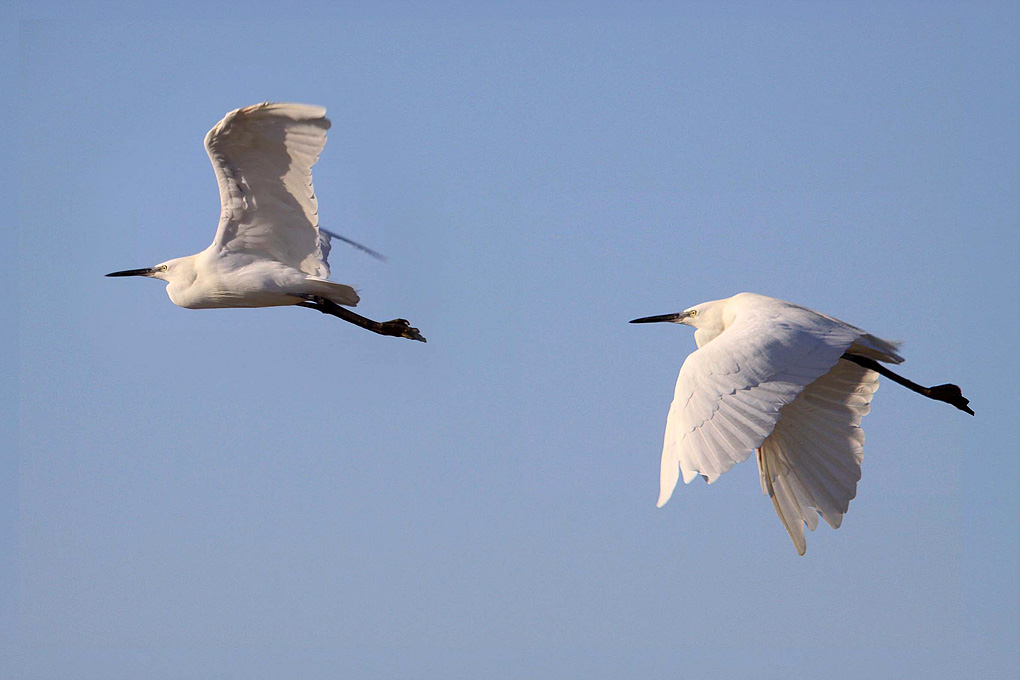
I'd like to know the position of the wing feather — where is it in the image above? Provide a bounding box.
[712,403,768,448]
[757,446,809,554]
[205,102,333,277]
[757,359,879,554]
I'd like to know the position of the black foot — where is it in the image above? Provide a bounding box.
[926,384,975,416]
[381,318,426,343]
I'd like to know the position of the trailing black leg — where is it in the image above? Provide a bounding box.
[840,353,973,415]
[298,297,426,342]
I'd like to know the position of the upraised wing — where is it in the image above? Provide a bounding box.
[658,303,863,506]
[757,359,879,554]
[205,102,332,277]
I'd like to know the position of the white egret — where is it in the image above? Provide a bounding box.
[631,292,972,554]
[107,102,425,342]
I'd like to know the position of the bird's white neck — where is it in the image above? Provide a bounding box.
[160,255,200,307]
[693,326,723,347]
[689,299,729,347]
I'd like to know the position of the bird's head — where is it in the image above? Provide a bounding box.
[630,299,727,346]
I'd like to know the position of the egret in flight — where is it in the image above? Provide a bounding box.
[107,102,425,342]
[631,292,972,554]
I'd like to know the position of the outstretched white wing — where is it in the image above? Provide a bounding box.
[205,102,332,277]
[658,303,862,506]
[757,360,878,554]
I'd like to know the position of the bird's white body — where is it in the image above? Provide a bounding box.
[157,251,354,310]
[648,292,903,554]
[121,102,360,311]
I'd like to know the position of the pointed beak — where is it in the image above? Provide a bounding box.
[629,312,684,324]
[106,268,155,278]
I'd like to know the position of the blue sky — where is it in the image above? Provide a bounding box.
[7,2,1018,678]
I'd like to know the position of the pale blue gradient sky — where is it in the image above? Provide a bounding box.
[7,2,1018,678]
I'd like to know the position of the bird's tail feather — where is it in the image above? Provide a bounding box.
[305,278,360,307]
[848,333,904,364]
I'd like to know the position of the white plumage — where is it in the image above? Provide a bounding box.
[108,102,424,342]
[633,292,904,554]
[206,102,337,282]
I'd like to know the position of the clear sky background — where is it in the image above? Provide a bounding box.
[6,2,1018,678]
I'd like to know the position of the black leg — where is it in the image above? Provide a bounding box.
[840,353,973,415]
[298,297,426,342]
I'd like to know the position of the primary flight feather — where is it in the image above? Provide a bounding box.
[632,292,972,555]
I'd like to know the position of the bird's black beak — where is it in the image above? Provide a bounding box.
[106,268,155,278]
[630,312,683,324]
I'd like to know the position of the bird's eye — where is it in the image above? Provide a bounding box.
[688,310,697,317]
[160,265,168,272]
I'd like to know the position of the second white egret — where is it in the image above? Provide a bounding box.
[107,102,425,342]
[631,292,972,554]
